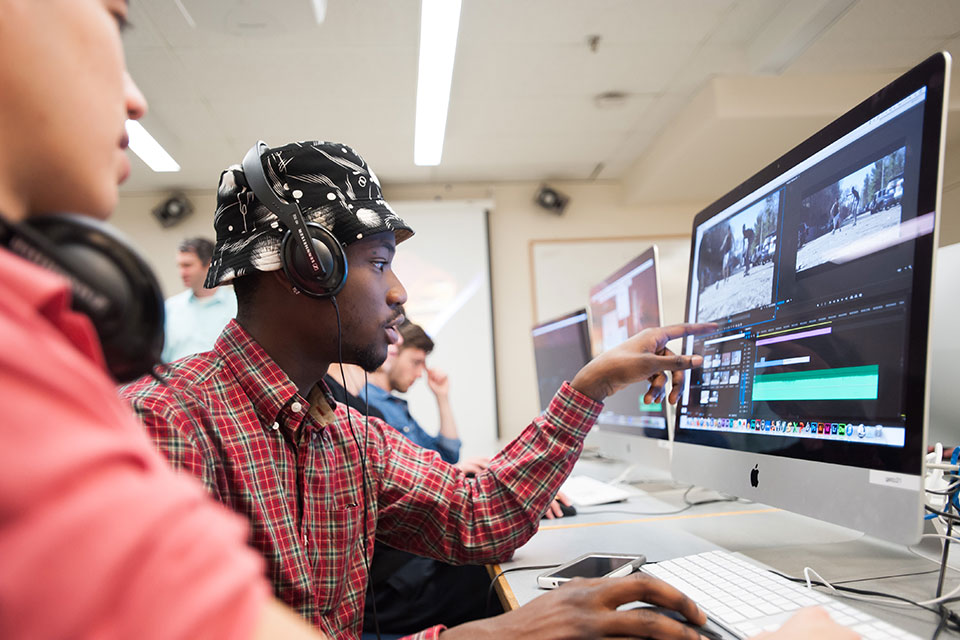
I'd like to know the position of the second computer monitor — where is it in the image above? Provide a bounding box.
[531,309,592,413]
[588,246,668,436]
[586,246,672,479]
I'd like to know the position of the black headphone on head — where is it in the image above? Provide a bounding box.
[0,213,165,383]
[240,141,348,298]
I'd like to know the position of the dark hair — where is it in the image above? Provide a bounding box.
[398,320,434,354]
[177,237,215,264]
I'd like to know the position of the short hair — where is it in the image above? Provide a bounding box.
[177,237,215,264]
[398,320,434,354]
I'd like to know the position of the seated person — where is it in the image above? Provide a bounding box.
[120,140,716,639]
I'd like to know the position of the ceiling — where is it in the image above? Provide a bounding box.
[122,0,960,203]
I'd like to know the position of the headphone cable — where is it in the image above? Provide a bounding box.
[331,296,381,640]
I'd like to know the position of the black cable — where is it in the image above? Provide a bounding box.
[360,370,382,640]
[925,505,960,523]
[772,570,947,616]
[926,486,960,497]
[937,519,955,599]
[931,606,950,640]
[485,564,559,616]
[331,297,381,640]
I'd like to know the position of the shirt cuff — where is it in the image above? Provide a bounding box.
[435,435,462,456]
[401,624,447,640]
[544,381,602,438]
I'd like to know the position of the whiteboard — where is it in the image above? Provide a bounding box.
[530,236,692,329]
[388,200,498,457]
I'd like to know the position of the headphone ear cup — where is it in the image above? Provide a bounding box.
[280,222,347,297]
[16,214,165,382]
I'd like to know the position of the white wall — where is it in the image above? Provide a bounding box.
[112,192,220,299]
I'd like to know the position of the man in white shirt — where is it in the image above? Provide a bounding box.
[162,237,237,362]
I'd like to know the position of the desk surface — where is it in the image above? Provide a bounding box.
[490,458,959,636]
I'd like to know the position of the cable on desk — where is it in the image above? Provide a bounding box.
[486,563,559,616]
[580,485,740,518]
[772,569,948,614]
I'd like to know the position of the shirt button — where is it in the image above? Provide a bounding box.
[291,401,303,413]
[403,426,410,433]
[271,422,280,431]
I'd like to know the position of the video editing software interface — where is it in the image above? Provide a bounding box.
[531,310,592,413]
[588,249,668,435]
[678,84,937,474]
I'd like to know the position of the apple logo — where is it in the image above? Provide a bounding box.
[750,464,759,488]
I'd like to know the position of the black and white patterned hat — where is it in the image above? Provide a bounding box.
[205,140,413,288]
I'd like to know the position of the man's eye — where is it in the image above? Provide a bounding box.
[372,260,387,272]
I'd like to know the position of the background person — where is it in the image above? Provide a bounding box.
[162,236,237,362]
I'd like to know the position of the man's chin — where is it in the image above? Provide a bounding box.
[353,343,388,373]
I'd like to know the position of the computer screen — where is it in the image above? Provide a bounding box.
[531,309,592,413]
[673,53,950,544]
[588,246,668,437]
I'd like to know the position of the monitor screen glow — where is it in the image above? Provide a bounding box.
[588,246,668,437]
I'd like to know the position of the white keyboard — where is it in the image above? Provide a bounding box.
[560,475,632,506]
[643,550,921,640]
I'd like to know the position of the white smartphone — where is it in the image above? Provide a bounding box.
[536,553,646,589]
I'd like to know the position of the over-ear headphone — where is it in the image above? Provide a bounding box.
[0,213,164,383]
[241,141,348,298]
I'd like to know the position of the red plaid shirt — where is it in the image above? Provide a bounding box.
[121,320,600,639]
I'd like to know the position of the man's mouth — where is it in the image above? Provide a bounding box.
[384,312,405,344]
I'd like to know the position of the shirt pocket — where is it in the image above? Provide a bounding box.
[312,504,363,613]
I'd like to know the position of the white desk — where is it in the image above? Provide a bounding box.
[490,459,958,636]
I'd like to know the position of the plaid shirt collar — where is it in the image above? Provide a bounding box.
[214,319,328,435]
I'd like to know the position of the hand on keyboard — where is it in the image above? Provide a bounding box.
[442,572,706,640]
[644,551,918,639]
[751,608,859,640]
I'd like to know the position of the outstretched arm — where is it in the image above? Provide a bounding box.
[374,323,716,565]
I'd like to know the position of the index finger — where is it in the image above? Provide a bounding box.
[653,323,718,349]
[595,573,706,627]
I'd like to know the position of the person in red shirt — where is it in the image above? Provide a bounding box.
[0,1,856,639]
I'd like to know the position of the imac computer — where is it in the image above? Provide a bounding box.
[586,246,672,479]
[672,53,950,544]
[531,309,592,413]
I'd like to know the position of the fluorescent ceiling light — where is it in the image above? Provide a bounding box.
[125,120,181,172]
[414,0,462,166]
[311,0,327,24]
